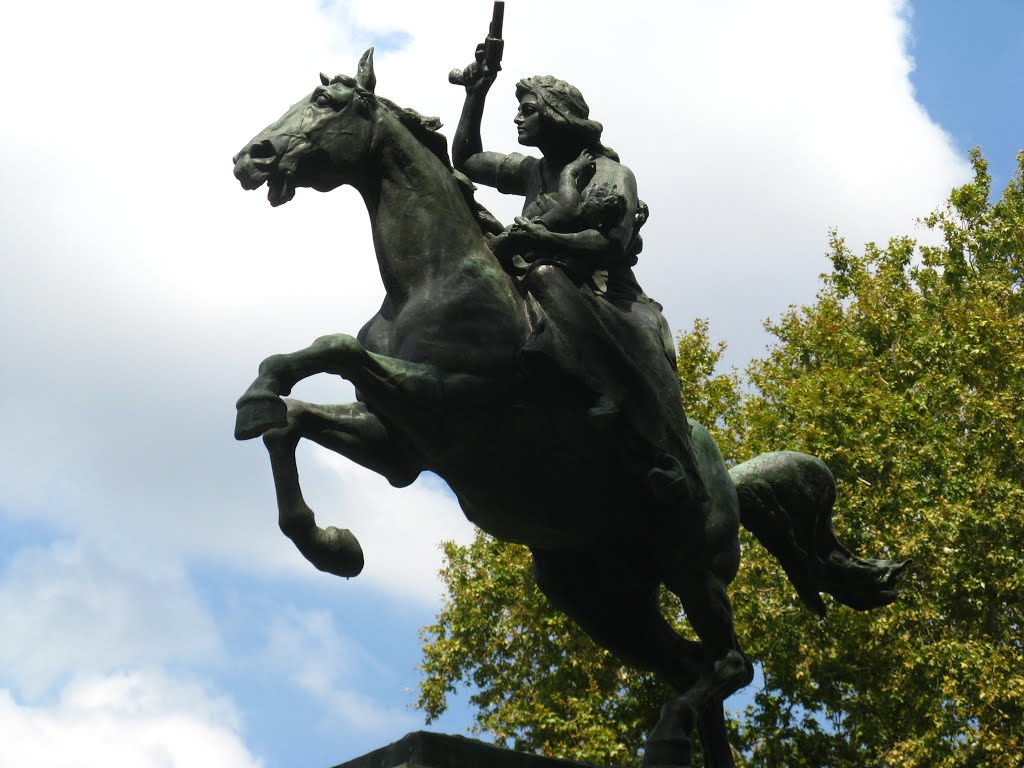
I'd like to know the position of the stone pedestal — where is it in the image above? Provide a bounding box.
[329,731,602,768]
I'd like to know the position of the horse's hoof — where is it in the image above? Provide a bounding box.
[235,394,288,440]
[305,526,365,578]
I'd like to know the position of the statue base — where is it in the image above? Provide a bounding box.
[329,731,602,768]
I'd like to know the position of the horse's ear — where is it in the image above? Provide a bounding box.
[356,48,376,94]
[320,72,330,86]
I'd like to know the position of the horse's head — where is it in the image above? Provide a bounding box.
[233,49,380,206]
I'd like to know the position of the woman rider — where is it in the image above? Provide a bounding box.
[452,62,707,510]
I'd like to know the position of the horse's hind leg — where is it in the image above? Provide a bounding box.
[530,549,705,767]
[531,548,702,692]
[656,567,753,768]
[263,398,422,577]
[663,567,749,693]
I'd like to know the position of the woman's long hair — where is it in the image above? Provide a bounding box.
[515,76,619,161]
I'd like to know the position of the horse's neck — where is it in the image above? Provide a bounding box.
[359,119,486,303]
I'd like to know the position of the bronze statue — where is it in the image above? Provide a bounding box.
[232,35,905,768]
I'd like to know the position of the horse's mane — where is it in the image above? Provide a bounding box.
[377,97,455,170]
[327,73,453,169]
[329,73,503,236]
[375,91,503,235]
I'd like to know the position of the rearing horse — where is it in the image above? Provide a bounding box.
[232,50,905,768]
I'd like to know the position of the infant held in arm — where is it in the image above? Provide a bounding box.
[538,149,627,235]
[492,149,629,272]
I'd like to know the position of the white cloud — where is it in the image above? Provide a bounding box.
[263,606,420,735]
[319,688,419,735]
[0,542,220,698]
[0,671,262,768]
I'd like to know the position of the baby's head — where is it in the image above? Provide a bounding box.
[581,183,627,232]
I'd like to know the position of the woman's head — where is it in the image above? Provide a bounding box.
[515,76,609,154]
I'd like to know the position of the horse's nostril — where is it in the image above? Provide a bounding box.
[232,153,240,164]
[249,139,277,159]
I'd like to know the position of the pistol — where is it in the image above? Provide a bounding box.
[449,1,505,86]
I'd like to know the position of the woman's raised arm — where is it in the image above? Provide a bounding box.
[452,56,506,186]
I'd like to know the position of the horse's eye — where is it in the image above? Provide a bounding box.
[315,93,332,108]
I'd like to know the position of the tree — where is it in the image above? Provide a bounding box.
[418,150,1024,767]
[729,149,1024,767]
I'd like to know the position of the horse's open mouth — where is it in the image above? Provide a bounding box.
[267,175,296,207]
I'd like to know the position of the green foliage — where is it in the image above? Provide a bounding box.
[730,149,1024,767]
[677,317,744,448]
[419,149,1024,767]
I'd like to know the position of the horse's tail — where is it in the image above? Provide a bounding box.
[729,451,908,618]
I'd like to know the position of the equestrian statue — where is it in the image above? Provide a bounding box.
[232,14,906,767]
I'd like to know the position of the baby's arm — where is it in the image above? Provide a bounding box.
[535,150,596,231]
[561,149,596,197]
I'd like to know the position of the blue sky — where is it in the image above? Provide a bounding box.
[909,0,1019,191]
[0,1,1020,766]
[908,0,1022,190]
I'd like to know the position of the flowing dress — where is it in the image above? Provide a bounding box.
[495,152,703,506]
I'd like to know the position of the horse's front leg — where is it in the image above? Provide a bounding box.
[262,398,422,577]
[237,332,499,442]
[236,334,367,440]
